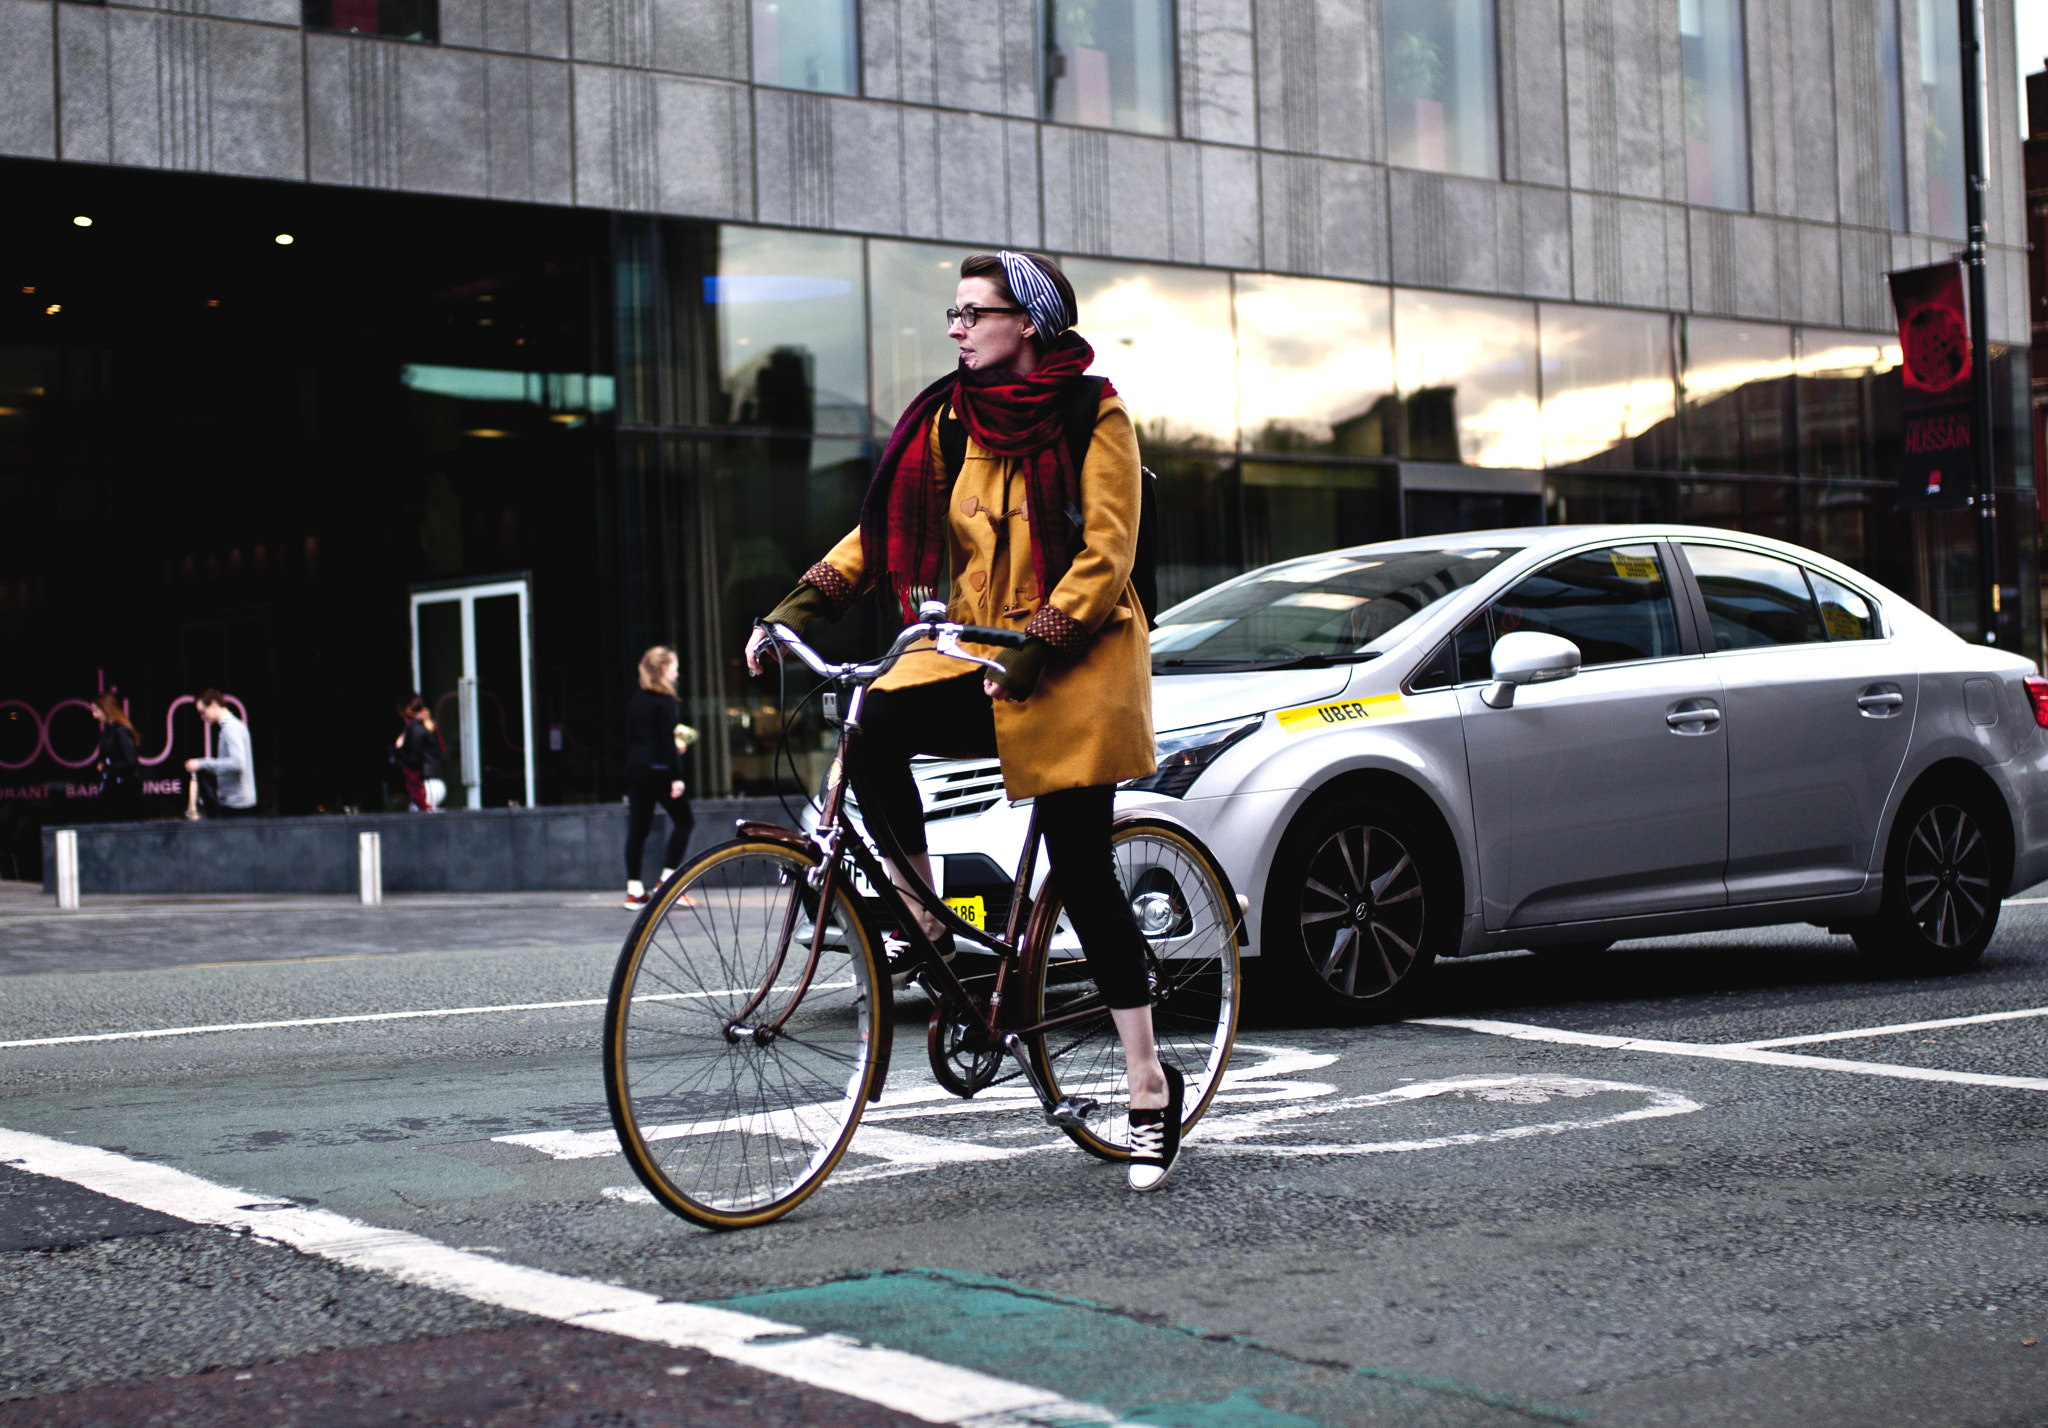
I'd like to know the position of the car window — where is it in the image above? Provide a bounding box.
[1150,546,1519,673]
[1487,544,1682,668]
[1683,544,1824,650]
[1408,611,1495,691]
[1809,570,1881,641]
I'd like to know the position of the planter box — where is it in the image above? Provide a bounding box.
[39,799,795,896]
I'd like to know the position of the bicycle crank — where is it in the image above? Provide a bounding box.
[926,996,1004,1097]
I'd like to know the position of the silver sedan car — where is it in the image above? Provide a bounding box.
[912,524,2048,1014]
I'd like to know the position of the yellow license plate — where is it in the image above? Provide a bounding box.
[945,895,987,930]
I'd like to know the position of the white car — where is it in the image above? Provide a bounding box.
[895,524,2048,1014]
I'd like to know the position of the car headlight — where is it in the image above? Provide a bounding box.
[1123,717,1263,798]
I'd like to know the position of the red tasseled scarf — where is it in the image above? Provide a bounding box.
[859,333,1115,622]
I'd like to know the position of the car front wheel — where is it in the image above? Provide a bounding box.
[1850,785,2003,974]
[1267,796,1454,1017]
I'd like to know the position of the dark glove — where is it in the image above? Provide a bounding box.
[761,581,837,635]
[987,638,1051,702]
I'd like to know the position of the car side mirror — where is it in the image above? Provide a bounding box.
[1481,631,1582,709]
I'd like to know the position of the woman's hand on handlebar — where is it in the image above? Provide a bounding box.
[745,623,777,677]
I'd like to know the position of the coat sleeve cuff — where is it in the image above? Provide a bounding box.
[802,560,858,617]
[1023,603,1089,652]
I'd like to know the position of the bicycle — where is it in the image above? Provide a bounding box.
[603,602,1244,1229]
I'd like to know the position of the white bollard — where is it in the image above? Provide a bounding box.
[54,829,80,910]
[358,831,383,906]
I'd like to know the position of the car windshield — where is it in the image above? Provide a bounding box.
[1151,547,1521,673]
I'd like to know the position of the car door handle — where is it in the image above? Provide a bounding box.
[1857,691,1904,713]
[1666,704,1721,730]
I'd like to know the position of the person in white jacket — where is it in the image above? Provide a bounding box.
[183,690,257,818]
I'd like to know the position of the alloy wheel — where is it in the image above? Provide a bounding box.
[1902,802,1993,950]
[1298,823,1426,998]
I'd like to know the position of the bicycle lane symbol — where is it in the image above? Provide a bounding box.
[496,1044,1701,1195]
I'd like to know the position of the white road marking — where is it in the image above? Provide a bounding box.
[1418,1017,2048,1092]
[1733,1005,2048,1049]
[0,983,855,1051]
[522,1047,1696,1186]
[0,1126,1132,1428]
[1194,1074,1700,1157]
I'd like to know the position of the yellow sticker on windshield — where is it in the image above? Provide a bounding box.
[1609,551,1660,580]
[1821,603,1864,639]
[1276,694,1410,734]
[945,895,987,930]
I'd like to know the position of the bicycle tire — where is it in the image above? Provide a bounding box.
[1024,819,1241,1162]
[603,839,886,1230]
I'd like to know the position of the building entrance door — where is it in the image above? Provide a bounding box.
[409,577,535,810]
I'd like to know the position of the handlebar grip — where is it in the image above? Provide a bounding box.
[959,625,1029,649]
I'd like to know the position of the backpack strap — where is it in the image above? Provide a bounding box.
[938,407,967,480]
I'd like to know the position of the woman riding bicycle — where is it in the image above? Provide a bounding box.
[745,250,1183,1191]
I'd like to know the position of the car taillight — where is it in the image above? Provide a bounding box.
[2025,677,2048,728]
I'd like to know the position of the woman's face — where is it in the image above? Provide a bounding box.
[950,276,1037,374]
[661,655,679,689]
[91,704,106,726]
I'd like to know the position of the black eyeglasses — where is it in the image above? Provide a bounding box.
[946,304,1027,329]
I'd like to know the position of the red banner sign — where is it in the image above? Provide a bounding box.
[1887,261,1974,510]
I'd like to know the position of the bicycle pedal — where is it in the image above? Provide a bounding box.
[1048,1095,1099,1128]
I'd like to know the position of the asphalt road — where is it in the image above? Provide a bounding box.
[3,879,2048,1427]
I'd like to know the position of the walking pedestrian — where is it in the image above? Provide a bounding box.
[393,694,447,811]
[623,645,695,909]
[182,690,256,818]
[91,692,142,821]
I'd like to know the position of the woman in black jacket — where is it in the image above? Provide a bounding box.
[91,692,142,821]
[623,645,695,908]
[393,694,447,811]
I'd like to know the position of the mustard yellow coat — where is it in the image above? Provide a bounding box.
[807,395,1156,801]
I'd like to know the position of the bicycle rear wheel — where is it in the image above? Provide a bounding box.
[1025,819,1241,1162]
[603,839,885,1229]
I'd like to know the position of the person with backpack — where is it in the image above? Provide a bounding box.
[744,251,1185,1191]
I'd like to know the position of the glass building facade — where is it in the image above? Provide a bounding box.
[4,152,2034,837]
[0,0,2034,863]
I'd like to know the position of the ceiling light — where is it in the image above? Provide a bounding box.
[72,216,91,228]
[463,428,511,438]
[274,233,294,245]
[44,304,60,315]
[20,286,34,294]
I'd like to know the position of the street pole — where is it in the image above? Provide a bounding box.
[1958,0,1998,643]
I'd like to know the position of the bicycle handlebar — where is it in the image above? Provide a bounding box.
[758,614,1027,685]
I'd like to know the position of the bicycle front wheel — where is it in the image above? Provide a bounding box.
[1026,819,1241,1161]
[603,839,885,1230]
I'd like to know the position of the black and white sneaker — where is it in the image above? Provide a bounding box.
[1126,1063,1184,1192]
[882,930,956,990]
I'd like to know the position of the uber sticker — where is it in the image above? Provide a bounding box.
[1276,693,1410,734]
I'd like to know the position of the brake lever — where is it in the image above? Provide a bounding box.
[934,627,1007,675]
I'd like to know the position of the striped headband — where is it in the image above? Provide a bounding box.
[996,251,1071,344]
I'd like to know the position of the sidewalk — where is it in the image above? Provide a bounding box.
[0,880,637,977]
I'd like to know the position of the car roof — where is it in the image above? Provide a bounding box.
[1292,524,1872,580]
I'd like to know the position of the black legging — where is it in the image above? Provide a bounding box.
[848,673,1150,1010]
[626,768,694,882]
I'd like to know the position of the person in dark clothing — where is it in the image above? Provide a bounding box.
[91,692,142,821]
[623,645,695,908]
[393,693,447,811]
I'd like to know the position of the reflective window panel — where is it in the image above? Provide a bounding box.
[1043,0,1176,134]
[1393,289,1539,469]
[1914,0,1966,236]
[711,227,867,436]
[752,0,859,93]
[1795,329,1902,482]
[1239,461,1397,568]
[1680,317,1793,475]
[868,240,982,437]
[1880,0,1908,232]
[1382,0,1499,177]
[1064,258,1237,450]
[1679,0,1749,209]
[1538,304,1675,470]
[303,0,437,41]
[1147,455,1245,613]
[1233,274,1395,456]
[1679,478,1792,544]
[1809,570,1880,641]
